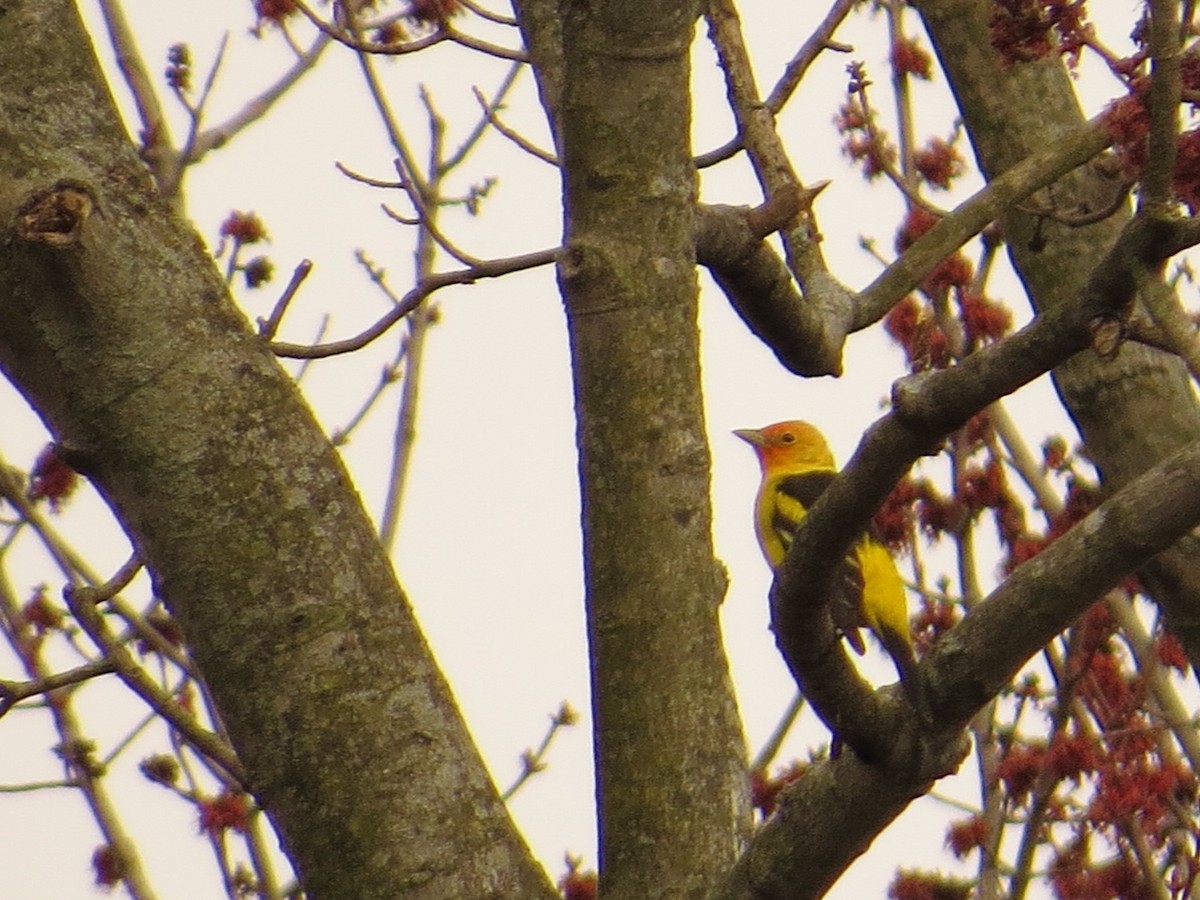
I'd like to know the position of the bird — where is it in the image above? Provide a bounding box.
[734,420,920,704]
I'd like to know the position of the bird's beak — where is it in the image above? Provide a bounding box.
[733,428,765,447]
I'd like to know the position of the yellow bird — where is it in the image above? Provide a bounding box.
[735,420,919,700]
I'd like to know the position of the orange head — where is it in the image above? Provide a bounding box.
[733,420,836,473]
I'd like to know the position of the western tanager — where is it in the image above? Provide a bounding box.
[735,420,919,700]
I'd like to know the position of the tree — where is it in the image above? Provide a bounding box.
[2,1,1200,898]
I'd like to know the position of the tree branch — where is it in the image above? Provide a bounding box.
[771,210,1200,762]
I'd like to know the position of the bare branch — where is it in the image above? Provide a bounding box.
[704,0,856,371]
[95,0,173,162]
[459,0,518,26]
[472,85,559,164]
[1143,0,1183,211]
[443,62,523,172]
[696,0,857,167]
[258,259,314,340]
[64,583,247,786]
[0,658,117,718]
[854,116,1113,329]
[291,0,527,61]
[190,32,333,163]
[1138,275,1200,382]
[270,247,560,359]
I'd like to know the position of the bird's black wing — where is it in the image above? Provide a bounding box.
[770,470,835,551]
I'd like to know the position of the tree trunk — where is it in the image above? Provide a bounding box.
[553,1,751,897]
[0,4,556,897]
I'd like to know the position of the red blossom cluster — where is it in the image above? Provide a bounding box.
[198,790,250,838]
[135,609,184,656]
[1173,129,1200,211]
[944,814,988,859]
[890,37,933,80]
[242,255,274,288]
[957,458,1006,512]
[1050,836,1143,899]
[253,0,297,25]
[871,424,1028,573]
[749,760,809,819]
[885,295,951,371]
[165,43,190,93]
[218,211,274,288]
[1089,755,1194,835]
[20,585,63,635]
[407,0,460,27]
[968,581,1199,898]
[27,444,78,511]
[139,754,181,787]
[1047,731,1099,782]
[1042,435,1070,471]
[219,210,268,245]
[374,20,408,44]
[1048,480,1098,542]
[888,868,973,899]
[1103,56,1200,212]
[988,0,1092,69]
[996,740,1046,802]
[872,476,923,550]
[834,96,897,182]
[912,593,961,657]
[888,449,1021,553]
[959,292,1012,345]
[1155,631,1188,672]
[1033,688,1198,894]
[1078,653,1143,736]
[558,855,597,900]
[1000,473,1097,575]
[92,845,125,888]
[914,485,967,539]
[913,138,965,191]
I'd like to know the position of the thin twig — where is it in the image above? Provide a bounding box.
[64,584,247,786]
[387,159,487,267]
[499,703,577,801]
[471,85,558,164]
[291,0,526,60]
[0,659,117,717]
[329,350,406,447]
[849,63,946,216]
[1142,0,1183,211]
[442,62,523,172]
[258,259,313,340]
[176,33,230,169]
[335,162,403,189]
[696,0,857,167]
[750,692,806,773]
[95,0,174,169]
[459,0,518,26]
[190,32,333,164]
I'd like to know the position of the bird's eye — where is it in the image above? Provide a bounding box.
[780,432,795,444]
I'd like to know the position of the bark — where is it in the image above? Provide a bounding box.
[914,0,1200,668]
[0,4,556,898]
[552,0,751,897]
